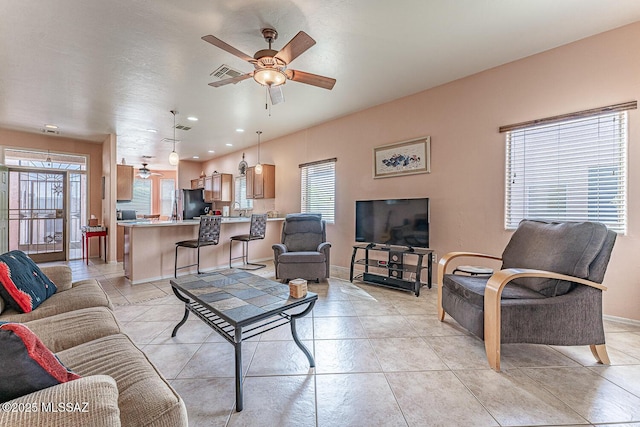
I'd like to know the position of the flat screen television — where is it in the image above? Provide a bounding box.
[355,198,429,248]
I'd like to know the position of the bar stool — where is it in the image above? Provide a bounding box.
[175,216,222,277]
[229,213,267,270]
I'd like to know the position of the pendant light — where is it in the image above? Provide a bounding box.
[168,110,179,166]
[255,131,263,175]
[255,130,262,175]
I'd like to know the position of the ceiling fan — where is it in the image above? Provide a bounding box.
[202,27,336,105]
[137,163,162,179]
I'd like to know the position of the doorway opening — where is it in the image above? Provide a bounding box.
[5,149,87,261]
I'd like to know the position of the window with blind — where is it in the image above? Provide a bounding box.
[234,176,253,210]
[116,178,152,216]
[504,108,629,233]
[300,158,336,223]
[160,179,176,218]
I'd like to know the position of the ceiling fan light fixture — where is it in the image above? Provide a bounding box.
[253,68,286,87]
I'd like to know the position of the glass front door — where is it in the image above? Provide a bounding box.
[8,170,67,262]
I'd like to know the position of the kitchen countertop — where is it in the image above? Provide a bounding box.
[117,216,284,227]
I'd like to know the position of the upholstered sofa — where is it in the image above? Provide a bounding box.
[0,264,188,426]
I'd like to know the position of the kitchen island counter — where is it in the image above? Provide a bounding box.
[119,217,283,283]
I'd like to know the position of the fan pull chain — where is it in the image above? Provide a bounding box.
[265,87,272,117]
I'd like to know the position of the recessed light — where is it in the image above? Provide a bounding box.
[146,129,157,133]
[193,156,200,159]
[236,128,244,133]
[44,124,58,129]
[226,143,233,147]
[208,150,215,153]
[187,116,198,122]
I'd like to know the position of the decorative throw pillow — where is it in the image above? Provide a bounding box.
[0,251,57,313]
[0,322,80,402]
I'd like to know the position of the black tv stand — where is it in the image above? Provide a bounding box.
[349,243,433,297]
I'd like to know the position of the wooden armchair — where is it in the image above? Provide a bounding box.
[438,220,616,371]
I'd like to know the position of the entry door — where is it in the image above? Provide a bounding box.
[8,170,67,262]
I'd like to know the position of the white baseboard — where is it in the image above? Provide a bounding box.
[603,314,640,326]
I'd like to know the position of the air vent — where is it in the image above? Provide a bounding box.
[161,138,181,144]
[211,64,243,79]
[175,125,191,131]
[41,128,60,135]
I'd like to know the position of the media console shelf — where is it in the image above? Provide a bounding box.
[349,243,433,297]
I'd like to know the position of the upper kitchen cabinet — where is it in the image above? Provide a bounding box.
[201,173,232,203]
[246,165,275,199]
[117,164,134,201]
[191,177,204,189]
[203,175,212,202]
[211,173,232,202]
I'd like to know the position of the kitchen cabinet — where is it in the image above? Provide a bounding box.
[246,164,275,199]
[211,173,232,202]
[203,176,213,202]
[191,178,204,189]
[199,174,231,202]
[117,165,134,201]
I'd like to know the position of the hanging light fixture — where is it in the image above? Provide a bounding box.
[45,150,52,166]
[255,131,263,175]
[168,110,179,166]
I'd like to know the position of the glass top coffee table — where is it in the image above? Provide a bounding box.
[170,269,317,412]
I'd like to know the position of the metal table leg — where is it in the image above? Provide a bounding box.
[290,300,316,367]
[171,287,191,337]
[234,327,244,411]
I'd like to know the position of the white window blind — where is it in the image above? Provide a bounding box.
[234,176,253,210]
[505,111,627,233]
[160,179,175,217]
[116,178,152,216]
[300,158,336,223]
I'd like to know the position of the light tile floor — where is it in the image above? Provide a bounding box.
[56,258,640,427]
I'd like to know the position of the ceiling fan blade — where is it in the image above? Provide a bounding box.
[274,31,316,65]
[268,85,285,105]
[286,69,336,90]
[202,35,255,63]
[208,72,253,88]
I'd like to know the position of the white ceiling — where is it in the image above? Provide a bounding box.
[2,1,640,170]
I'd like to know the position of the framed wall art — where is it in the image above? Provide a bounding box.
[373,136,430,179]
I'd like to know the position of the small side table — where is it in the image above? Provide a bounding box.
[82,228,108,265]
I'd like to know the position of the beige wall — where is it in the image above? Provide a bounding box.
[202,22,640,321]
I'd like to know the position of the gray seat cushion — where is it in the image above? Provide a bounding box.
[443,274,546,308]
[501,220,609,296]
[278,251,326,264]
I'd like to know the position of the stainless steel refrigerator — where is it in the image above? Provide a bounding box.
[182,189,212,220]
